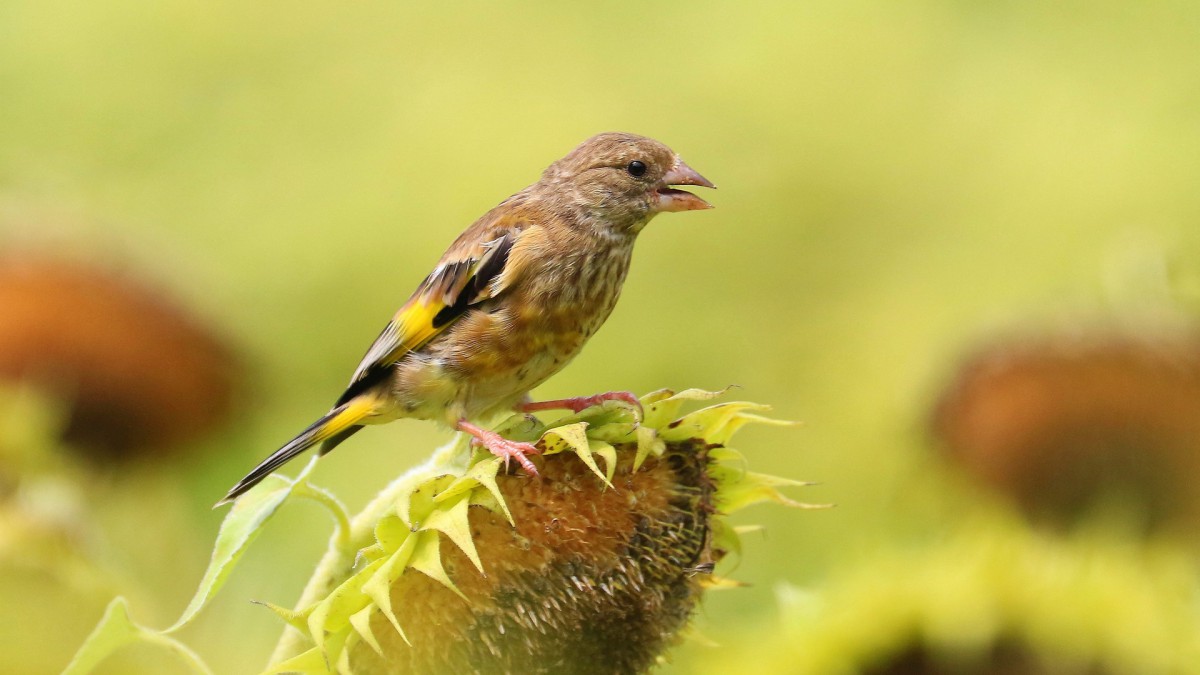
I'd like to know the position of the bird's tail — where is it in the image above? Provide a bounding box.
[217,397,374,506]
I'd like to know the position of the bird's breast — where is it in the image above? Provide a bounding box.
[393,238,634,422]
[527,241,633,343]
[480,244,629,365]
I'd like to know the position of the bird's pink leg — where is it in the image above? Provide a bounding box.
[518,391,642,415]
[456,419,540,476]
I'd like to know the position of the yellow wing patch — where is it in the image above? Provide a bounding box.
[345,232,517,390]
[372,298,445,370]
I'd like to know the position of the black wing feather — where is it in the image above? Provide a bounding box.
[432,234,514,328]
[336,233,515,407]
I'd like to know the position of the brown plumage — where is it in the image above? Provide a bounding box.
[221,132,714,504]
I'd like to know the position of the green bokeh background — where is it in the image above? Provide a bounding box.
[3,1,1200,672]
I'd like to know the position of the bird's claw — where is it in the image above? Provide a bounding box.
[472,436,541,476]
[457,419,541,476]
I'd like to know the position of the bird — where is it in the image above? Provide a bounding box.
[219,132,714,505]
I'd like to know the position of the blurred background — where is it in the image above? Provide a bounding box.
[3,0,1200,672]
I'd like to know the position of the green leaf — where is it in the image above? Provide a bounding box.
[349,605,384,657]
[538,422,590,456]
[633,426,664,471]
[167,472,300,632]
[255,599,312,633]
[434,456,510,524]
[139,633,213,675]
[657,401,774,443]
[335,636,355,675]
[640,387,734,429]
[65,598,213,675]
[584,420,638,444]
[62,598,141,675]
[593,441,618,483]
[306,557,383,662]
[373,514,412,553]
[716,470,822,513]
[363,533,420,643]
[422,492,483,573]
[408,529,466,601]
[466,456,512,524]
[398,475,455,529]
[261,639,341,675]
[540,422,613,487]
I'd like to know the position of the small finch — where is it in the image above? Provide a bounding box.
[220,132,714,505]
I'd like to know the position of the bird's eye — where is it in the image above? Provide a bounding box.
[626,160,647,177]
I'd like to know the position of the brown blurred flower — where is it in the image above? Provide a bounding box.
[0,255,238,461]
[931,331,1200,529]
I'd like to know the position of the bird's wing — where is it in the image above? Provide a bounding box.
[335,226,524,405]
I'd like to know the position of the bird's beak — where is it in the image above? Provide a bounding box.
[655,157,716,212]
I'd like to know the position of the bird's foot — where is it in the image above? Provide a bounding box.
[457,419,540,476]
[518,390,643,416]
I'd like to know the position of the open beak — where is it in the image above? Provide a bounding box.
[655,157,716,212]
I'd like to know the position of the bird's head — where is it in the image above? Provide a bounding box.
[536,132,715,234]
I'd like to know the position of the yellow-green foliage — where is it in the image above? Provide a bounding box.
[268,388,810,673]
[66,389,810,674]
[694,521,1200,675]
